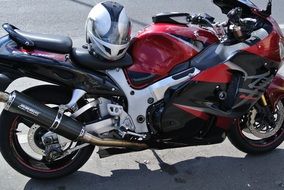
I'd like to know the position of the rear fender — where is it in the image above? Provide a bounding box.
[0,70,21,91]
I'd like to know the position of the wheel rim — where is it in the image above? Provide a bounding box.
[9,116,81,173]
[238,101,284,147]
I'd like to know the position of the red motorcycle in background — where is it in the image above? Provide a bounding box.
[0,0,283,179]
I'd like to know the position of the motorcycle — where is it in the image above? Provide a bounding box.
[0,0,283,179]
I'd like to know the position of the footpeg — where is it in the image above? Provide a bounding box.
[119,126,147,140]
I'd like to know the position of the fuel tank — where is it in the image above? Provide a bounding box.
[126,23,219,88]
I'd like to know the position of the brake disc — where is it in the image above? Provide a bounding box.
[27,124,46,156]
[28,124,72,156]
[247,101,284,138]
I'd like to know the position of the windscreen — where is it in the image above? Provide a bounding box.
[213,0,259,14]
[238,0,258,9]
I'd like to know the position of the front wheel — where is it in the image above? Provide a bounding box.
[228,100,284,154]
[0,85,95,179]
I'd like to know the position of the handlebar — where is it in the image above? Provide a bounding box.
[227,7,243,25]
[189,14,226,39]
[226,7,258,41]
[190,14,214,27]
[189,7,258,41]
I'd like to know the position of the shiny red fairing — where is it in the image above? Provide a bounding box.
[266,73,284,108]
[245,31,281,62]
[245,13,283,62]
[126,23,219,88]
[267,16,284,38]
[192,64,232,84]
[251,16,284,108]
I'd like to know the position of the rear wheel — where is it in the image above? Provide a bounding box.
[0,85,95,179]
[228,100,284,154]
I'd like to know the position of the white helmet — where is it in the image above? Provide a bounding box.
[86,1,131,61]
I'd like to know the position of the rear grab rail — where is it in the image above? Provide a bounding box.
[2,23,34,48]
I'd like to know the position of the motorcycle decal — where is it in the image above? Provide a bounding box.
[239,94,257,101]
[247,71,272,90]
[239,88,261,96]
[232,71,273,105]
[17,104,40,117]
[239,94,257,100]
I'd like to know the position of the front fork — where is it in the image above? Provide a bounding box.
[259,94,275,126]
[260,95,268,106]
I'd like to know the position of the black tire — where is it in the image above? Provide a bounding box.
[228,101,284,154]
[0,85,95,179]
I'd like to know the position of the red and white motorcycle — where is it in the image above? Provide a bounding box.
[0,0,283,179]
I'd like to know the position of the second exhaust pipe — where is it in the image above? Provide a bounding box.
[0,91,147,149]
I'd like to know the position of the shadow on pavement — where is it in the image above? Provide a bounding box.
[24,149,284,190]
[69,0,148,27]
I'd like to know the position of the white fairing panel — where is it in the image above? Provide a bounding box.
[107,68,199,133]
[215,28,269,59]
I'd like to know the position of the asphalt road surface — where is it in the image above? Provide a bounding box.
[0,1,284,190]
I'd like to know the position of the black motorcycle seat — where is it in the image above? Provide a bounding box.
[70,48,133,71]
[15,29,72,54]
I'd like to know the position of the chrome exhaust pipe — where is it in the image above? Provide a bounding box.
[80,133,148,149]
[0,91,148,149]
